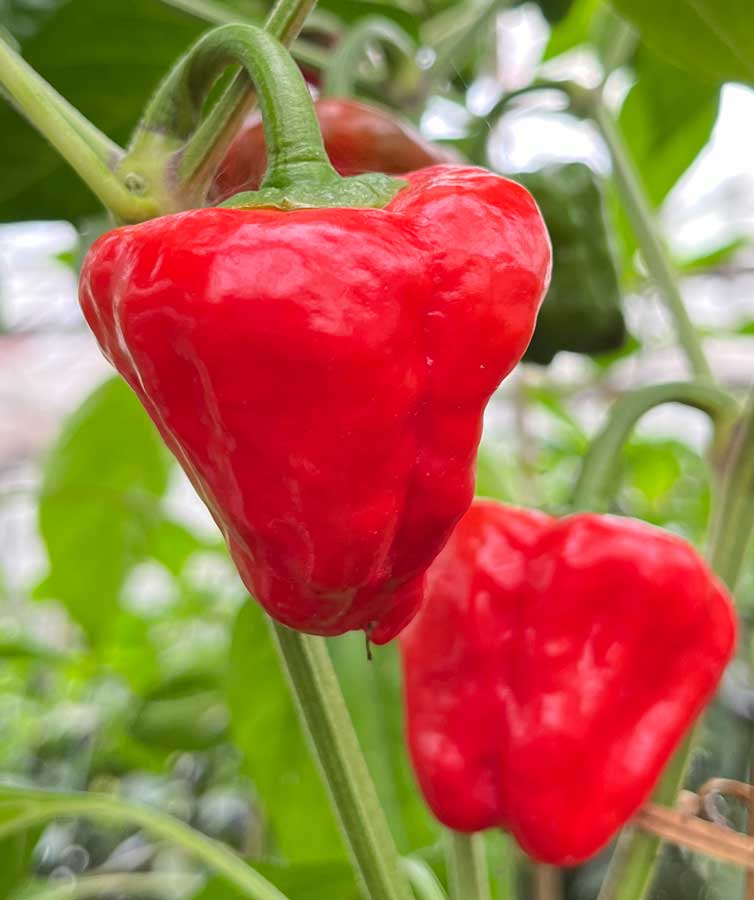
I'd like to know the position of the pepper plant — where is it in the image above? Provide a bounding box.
[0,2,753,900]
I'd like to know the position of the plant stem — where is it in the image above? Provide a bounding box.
[597,387,754,900]
[572,381,738,512]
[590,99,712,381]
[401,857,449,900]
[707,390,754,587]
[0,36,156,223]
[445,831,492,900]
[323,17,415,98]
[21,872,200,900]
[533,865,563,900]
[0,787,288,900]
[271,623,412,900]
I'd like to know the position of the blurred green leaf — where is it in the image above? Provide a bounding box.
[329,633,438,853]
[543,0,600,60]
[149,518,208,576]
[0,0,209,222]
[318,0,421,37]
[678,237,750,274]
[132,688,229,751]
[610,0,754,87]
[621,438,711,541]
[227,602,344,862]
[0,830,40,899]
[475,444,516,502]
[530,0,575,24]
[36,377,170,642]
[619,48,720,207]
[194,863,360,900]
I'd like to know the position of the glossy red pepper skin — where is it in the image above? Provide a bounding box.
[80,167,551,643]
[210,98,458,203]
[401,500,736,862]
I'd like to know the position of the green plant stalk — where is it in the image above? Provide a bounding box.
[445,831,492,900]
[401,857,449,900]
[271,623,413,900]
[0,787,289,900]
[21,872,200,900]
[591,99,712,381]
[597,389,754,900]
[572,381,738,511]
[323,16,416,98]
[0,36,156,223]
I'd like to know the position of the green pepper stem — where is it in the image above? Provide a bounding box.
[270,623,413,900]
[590,99,712,381]
[131,24,335,191]
[445,831,492,900]
[572,381,738,512]
[0,36,156,223]
[0,786,288,900]
[123,0,319,209]
[125,19,403,213]
[597,387,754,900]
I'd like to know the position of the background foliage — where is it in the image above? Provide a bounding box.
[0,0,753,898]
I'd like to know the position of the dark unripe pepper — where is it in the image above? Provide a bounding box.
[79,28,551,643]
[400,500,736,862]
[211,98,458,203]
[519,163,626,365]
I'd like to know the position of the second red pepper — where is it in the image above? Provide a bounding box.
[401,500,736,863]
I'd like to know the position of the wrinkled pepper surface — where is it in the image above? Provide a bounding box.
[211,98,458,203]
[80,169,551,642]
[519,163,626,365]
[401,500,736,863]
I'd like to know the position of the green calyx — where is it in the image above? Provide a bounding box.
[221,170,406,211]
[128,23,406,213]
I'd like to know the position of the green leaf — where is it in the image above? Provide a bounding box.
[543,0,600,60]
[329,634,438,853]
[619,48,720,207]
[529,0,575,25]
[37,377,170,642]
[131,688,230,751]
[0,830,40,898]
[318,0,422,38]
[194,864,360,900]
[475,444,515,502]
[227,602,344,862]
[610,0,754,88]
[0,0,209,222]
[678,236,750,274]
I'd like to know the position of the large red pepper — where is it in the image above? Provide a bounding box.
[400,500,736,862]
[79,29,551,643]
[210,98,458,203]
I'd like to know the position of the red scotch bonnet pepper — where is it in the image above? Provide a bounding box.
[78,28,551,644]
[400,500,736,864]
